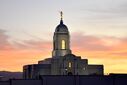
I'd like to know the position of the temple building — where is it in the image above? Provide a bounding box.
[23,12,104,79]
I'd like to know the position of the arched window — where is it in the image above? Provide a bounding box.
[69,62,72,68]
[61,40,66,49]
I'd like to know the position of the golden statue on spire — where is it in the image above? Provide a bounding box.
[60,11,63,20]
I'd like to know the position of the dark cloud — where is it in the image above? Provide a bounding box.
[0,29,13,50]
[79,0,127,21]
[0,29,52,51]
[0,29,127,55]
[13,40,52,51]
[111,52,127,56]
[71,32,110,51]
[71,32,127,52]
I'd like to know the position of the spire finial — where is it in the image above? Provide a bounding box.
[60,11,63,20]
[60,11,63,24]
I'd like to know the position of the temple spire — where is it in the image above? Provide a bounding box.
[60,11,63,20]
[60,11,63,24]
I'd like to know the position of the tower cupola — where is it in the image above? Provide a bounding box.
[52,12,72,58]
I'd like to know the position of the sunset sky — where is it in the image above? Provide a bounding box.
[0,0,127,74]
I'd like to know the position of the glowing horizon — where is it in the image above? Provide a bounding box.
[0,31,127,74]
[0,0,127,74]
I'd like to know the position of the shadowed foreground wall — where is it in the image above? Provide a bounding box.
[0,75,127,85]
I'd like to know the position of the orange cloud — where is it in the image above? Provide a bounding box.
[0,30,127,73]
[71,32,127,73]
[0,29,52,71]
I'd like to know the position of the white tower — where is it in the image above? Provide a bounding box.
[52,12,72,58]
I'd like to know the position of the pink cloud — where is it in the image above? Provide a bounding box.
[0,29,52,51]
[71,32,110,51]
[0,29,127,73]
[0,29,14,50]
[13,40,52,51]
[0,29,52,71]
[71,32,127,52]
[111,52,127,56]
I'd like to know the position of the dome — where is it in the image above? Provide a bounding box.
[55,20,69,33]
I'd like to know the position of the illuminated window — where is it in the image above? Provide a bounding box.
[69,62,72,68]
[61,40,65,49]
[83,67,85,70]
